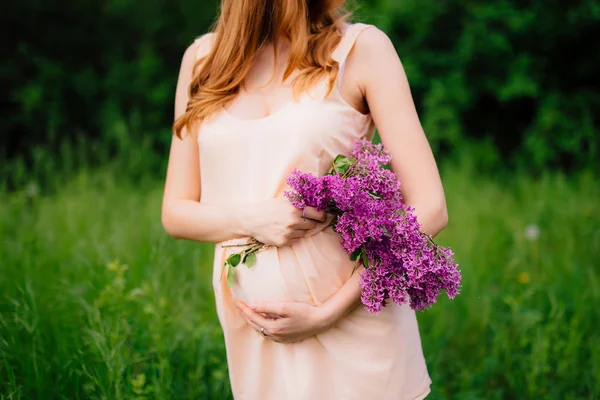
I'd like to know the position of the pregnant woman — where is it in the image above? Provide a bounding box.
[161,0,448,399]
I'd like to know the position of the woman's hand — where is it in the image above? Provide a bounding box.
[236,197,327,247]
[235,263,366,344]
[235,300,334,344]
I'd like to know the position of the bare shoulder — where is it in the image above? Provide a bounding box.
[193,31,216,45]
[353,25,397,59]
[349,25,406,92]
[175,33,216,125]
[181,40,198,64]
[181,32,216,63]
[194,32,216,54]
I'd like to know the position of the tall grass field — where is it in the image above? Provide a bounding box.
[1,162,599,399]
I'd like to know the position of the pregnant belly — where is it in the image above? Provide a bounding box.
[216,226,356,306]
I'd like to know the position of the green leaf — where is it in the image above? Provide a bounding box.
[361,251,369,268]
[394,208,407,219]
[333,154,348,165]
[244,252,257,268]
[332,154,352,175]
[350,248,362,261]
[381,225,392,237]
[227,262,235,288]
[367,191,381,199]
[227,253,241,267]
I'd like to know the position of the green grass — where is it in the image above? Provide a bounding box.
[1,162,599,399]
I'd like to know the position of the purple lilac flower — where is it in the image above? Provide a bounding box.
[284,137,462,313]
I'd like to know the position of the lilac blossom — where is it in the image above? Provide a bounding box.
[284,137,462,313]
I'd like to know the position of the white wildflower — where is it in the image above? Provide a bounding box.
[524,224,540,241]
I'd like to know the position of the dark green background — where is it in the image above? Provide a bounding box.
[3,0,598,190]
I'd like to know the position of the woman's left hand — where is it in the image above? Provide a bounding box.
[235,300,334,344]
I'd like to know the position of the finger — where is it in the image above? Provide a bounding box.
[291,217,318,231]
[249,301,290,317]
[280,227,313,245]
[237,301,291,341]
[236,302,275,335]
[236,301,271,327]
[240,310,263,332]
[287,227,314,241]
[259,312,281,319]
[302,206,327,222]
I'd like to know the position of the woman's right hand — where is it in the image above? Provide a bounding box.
[238,197,327,247]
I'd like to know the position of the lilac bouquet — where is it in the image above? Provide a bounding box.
[283,138,461,313]
[221,138,461,313]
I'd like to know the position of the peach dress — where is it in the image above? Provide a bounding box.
[194,23,432,400]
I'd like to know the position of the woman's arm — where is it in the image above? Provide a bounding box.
[161,42,251,242]
[358,28,448,236]
[321,26,449,320]
[162,42,324,244]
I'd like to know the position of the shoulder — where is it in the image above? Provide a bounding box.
[348,24,404,84]
[341,24,406,94]
[332,22,392,66]
[192,32,217,58]
[178,32,216,74]
[352,24,396,59]
[182,32,216,63]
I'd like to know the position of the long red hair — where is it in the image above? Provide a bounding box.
[173,0,350,138]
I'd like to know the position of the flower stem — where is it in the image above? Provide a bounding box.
[220,238,262,248]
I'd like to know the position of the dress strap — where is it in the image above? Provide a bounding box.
[331,23,375,91]
[193,32,216,61]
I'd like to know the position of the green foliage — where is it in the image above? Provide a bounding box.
[0,172,230,399]
[244,252,257,268]
[226,253,241,268]
[329,154,355,176]
[3,1,219,189]
[3,1,599,190]
[355,0,600,171]
[221,242,262,288]
[1,163,599,399]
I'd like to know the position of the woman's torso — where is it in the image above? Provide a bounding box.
[194,24,376,206]
[197,24,378,306]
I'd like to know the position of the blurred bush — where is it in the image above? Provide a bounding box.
[359,0,599,171]
[3,0,599,188]
[2,0,218,188]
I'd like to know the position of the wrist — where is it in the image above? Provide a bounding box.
[318,299,346,330]
[229,202,255,237]
[318,265,365,329]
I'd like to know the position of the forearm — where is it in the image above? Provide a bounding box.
[161,199,253,243]
[321,264,365,327]
[408,198,448,239]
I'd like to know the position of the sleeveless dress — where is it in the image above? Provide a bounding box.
[193,23,432,400]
